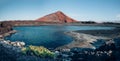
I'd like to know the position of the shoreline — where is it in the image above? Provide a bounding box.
[75,27,120,38]
[56,27,120,50]
[56,31,111,50]
[11,23,120,28]
[0,24,120,61]
[0,30,17,39]
[1,24,120,50]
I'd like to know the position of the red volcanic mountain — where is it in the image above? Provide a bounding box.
[36,11,77,23]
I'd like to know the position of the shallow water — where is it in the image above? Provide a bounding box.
[5,25,115,48]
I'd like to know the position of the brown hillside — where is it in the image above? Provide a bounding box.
[36,11,77,23]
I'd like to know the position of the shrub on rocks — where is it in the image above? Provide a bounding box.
[21,45,55,58]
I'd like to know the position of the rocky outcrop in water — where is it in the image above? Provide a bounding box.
[36,11,77,23]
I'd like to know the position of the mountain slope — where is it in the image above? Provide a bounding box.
[36,11,77,23]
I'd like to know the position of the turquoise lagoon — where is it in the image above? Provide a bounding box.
[5,26,115,48]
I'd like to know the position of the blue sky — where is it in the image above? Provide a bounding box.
[0,0,120,22]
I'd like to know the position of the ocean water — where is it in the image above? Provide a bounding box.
[5,25,115,48]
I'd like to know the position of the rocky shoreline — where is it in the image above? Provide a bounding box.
[0,38,56,61]
[56,27,120,50]
[75,27,120,38]
[0,39,25,61]
[0,39,25,48]
[0,30,17,38]
[0,23,120,61]
[56,31,110,50]
[1,37,118,61]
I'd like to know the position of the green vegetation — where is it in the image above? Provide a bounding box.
[21,45,55,58]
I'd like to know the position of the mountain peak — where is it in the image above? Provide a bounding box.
[55,11,63,14]
[36,11,77,23]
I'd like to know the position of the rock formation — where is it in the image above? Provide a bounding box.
[36,11,77,23]
[0,21,13,34]
[0,39,25,48]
